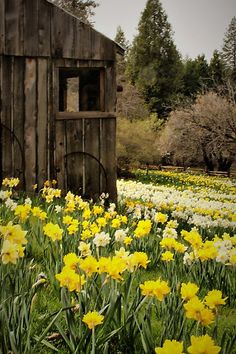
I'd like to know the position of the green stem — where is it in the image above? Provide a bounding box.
[92,327,95,354]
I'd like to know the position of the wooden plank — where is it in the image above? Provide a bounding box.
[55,120,65,190]
[5,0,24,55]
[24,0,39,56]
[1,56,13,177]
[100,118,117,202]
[75,22,92,59]
[90,29,101,60]
[84,118,100,200]
[12,57,25,184]
[37,58,48,188]
[0,0,5,54]
[51,6,75,58]
[105,64,117,112]
[65,119,84,195]
[56,111,115,120]
[100,34,116,61]
[24,58,37,190]
[49,60,57,181]
[100,69,105,111]
[38,0,51,56]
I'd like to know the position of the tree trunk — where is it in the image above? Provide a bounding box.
[202,145,215,171]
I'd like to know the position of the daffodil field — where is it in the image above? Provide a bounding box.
[0,172,236,354]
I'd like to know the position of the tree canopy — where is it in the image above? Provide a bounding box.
[126,0,183,117]
[51,0,98,24]
[159,92,236,171]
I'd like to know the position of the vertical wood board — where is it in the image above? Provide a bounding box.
[84,118,100,199]
[12,57,25,183]
[105,64,116,112]
[38,0,51,56]
[1,56,13,177]
[5,0,24,55]
[100,118,117,201]
[0,1,5,54]
[37,58,48,188]
[65,119,84,195]
[24,0,39,56]
[24,58,37,190]
[75,22,91,59]
[55,120,65,190]
[51,6,75,58]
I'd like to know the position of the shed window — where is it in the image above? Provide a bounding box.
[59,68,104,112]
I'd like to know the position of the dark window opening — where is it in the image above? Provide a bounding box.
[59,68,103,112]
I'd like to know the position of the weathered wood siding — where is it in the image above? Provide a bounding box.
[0,0,120,200]
[53,60,117,200]
[0,56,49,190]
[0,0,117,60]
[0,56,117,199]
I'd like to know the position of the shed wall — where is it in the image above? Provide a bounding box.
[0,0,117,61]
[0,56,117,200]
[0,55,50,189]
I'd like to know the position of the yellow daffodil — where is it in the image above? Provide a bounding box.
[187,334,221,354]
[181,282,199,302]
[161,251,174,262]
[204,290,227,309]
[82,310,104,330]
[155,339,184,354]
[140,279,170,301]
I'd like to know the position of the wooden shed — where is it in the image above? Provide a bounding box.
[0,0,123,201]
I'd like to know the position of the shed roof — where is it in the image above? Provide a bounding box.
[0,0,124,59]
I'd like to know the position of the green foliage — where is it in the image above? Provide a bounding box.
[182,55,210,98]
[51,0,98,24]
[0,176,236,353]
[126,0,183,117]
[209,50,226,88]
[221,16,236,83]
[117,116,162,167]
[114,26,129,51]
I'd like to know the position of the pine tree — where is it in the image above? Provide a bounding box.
[126,0,183,117]
[221,16,236,82]
[114,26,129,51]
[209,50,225,87]
[51,0,98,24]
[182,55,210,98]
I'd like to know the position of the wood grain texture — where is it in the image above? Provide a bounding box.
[5,0,24,55]
[24,0,38,56]
[65,119,84,195]
[100,118,117,201]
[84,118,100,199]
[37,58,48,188]
[24,58,37,190]
[0,0,5,54]
[12,57,25,183]
[38,0,51,56]
[1,56,13,177]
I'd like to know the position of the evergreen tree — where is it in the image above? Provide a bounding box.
[182,55,210,98]
[114,26,129,83]
[209,50,225,87]
[126,0,183,117]
[51,0,98,24]
[114,26,129,51]
[221,16,236,82]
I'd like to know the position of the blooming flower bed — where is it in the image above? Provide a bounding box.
[0,175,235,353]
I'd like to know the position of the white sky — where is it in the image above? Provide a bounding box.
[94,0,236,61]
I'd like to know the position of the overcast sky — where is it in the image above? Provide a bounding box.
[94,0,236,61]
